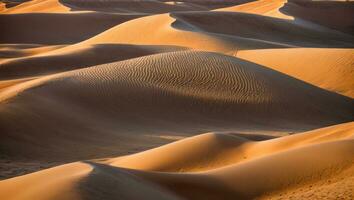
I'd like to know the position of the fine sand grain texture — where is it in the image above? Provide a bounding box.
[0,0,353,199]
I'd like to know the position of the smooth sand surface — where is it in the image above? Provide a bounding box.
[237,48,354,98]
[1,51,352,161]
[0,0,353,199]
[1,123,353,200]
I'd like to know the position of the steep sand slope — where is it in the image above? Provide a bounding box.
[0,12,144,44]
[79,12,290,54]
[1,122,353,200]
[1,0,251,14]
[78,10,353,55]
[0,163,92,200]
[1,51,353,162]
[237,48,354,98]
[0,161,180,200]
[134,138,353,200]
[59,0,249,13]
[109,122,354,172]
[217,0,354,35]
[215,0,292,20]
[170,11,354,48]
[1,0,70,14]
[282,0,354,35]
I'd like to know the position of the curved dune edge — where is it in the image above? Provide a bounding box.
[1,51,352,123]
[237,48,354,98]
[0,44,188,79]
[1,1,353,199]
[1,0,71,14]
[73,9,353,56]
[0,12,145,45]
[0,162,92,200]
[76,12,296,54]
[0,122,353,200]
[0,51,352,169]
[0,0,247,15]
[0,44,66,61]
[214,0,293,20]
[108,121,354,172]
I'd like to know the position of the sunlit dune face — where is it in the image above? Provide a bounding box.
[0,0,353,200]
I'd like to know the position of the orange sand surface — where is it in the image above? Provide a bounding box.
[0,0,353,199]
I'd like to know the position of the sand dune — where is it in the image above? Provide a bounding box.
[237,48,354,98]
[0,12,144,44]
[133,137,353,200]
[1,122,353,200]
[77,10,354,56]
[170,11,354,47]
[0,44,64,60]
[218,0,354,35]
[1,51,352,162]
[108,122,354,172]
[1,0,70,14]
[1,0,353,199]
[59,0,250,13]
[0,44,186,79]
[80,12,292,54]
[215,0,292,20]
[282,0,354,35]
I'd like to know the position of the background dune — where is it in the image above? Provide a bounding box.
[1,0,70,13]
[0,0,353,199]
[237,48,354,98]
[0,12,145,44]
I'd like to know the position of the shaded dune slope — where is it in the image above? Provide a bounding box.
[79,10,354,57]
[0,51,353,161]
[0,12,145,44]
[1,0,253,14]
[1,122,353,200]
[109,122,354,172]
[0,44,187,79]
[0,44,65,60]
[282,0,354,35]
[59,0,251,13]
[81,12,292,54]
[217,0,354,36]
[170,11,354,48]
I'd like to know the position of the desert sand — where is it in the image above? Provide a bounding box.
[0,0,353,199]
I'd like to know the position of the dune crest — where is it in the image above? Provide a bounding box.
[215,0,293,20]
[237,48,354,98]
[0,123,353,200]
[1,0,71,14]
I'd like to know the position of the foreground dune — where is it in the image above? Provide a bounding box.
[1,122,353,200]
[108,122,354,172]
